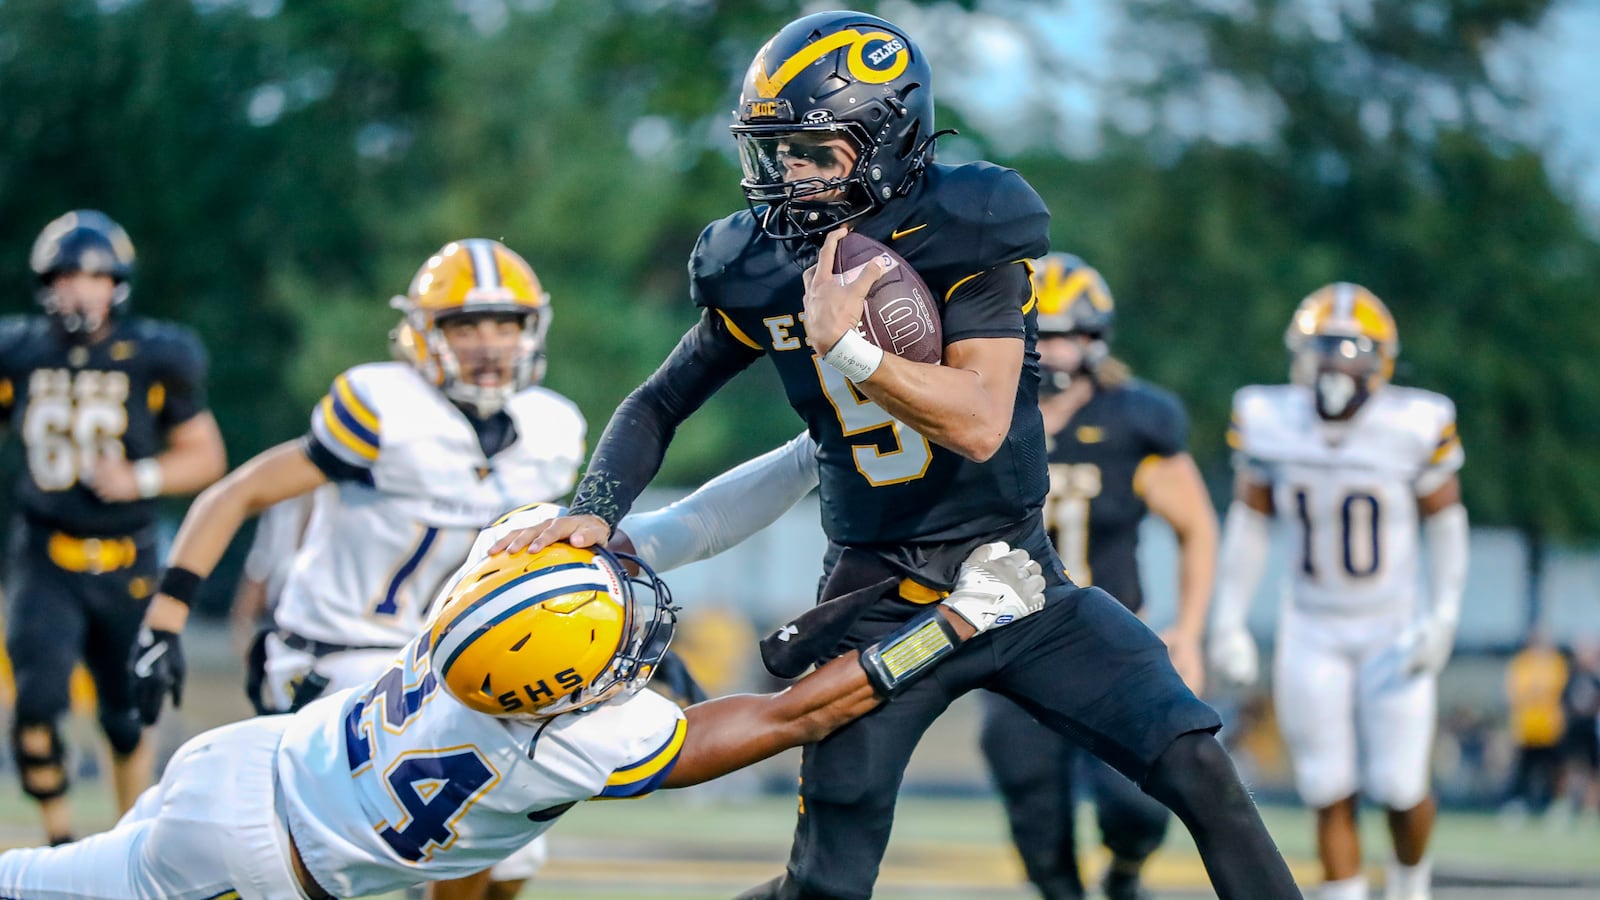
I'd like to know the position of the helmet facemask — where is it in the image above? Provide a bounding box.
[436,308,548,418]
[1291,332,1387,421]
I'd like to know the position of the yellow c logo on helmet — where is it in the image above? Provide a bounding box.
[753,29,909,99]
[430,544,631,719]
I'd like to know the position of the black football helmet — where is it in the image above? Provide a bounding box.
[30,210,137,335]
[1031,253,1116,395]
[732,11,939,239]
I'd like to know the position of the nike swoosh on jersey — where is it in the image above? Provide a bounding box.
[890,223,928,240]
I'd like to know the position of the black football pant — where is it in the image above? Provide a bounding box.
[736,583,1301,900]
[979,691,1171,898]
[4,521,156,802]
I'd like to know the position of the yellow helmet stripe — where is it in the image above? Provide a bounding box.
[598,717,687,797]
[754,29,908,99]
[490,501,564,529]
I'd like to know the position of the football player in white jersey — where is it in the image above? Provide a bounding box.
[1208,284,1469,900]
[0,504,1047,899]
[127,238,583,898]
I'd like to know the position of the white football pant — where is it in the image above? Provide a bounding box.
[0,716,303,899]
[1274,605,1437,811]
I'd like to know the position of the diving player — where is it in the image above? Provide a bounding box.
[1209,283,1469,900]
[0,504,1047,899]
[128,238,582,899]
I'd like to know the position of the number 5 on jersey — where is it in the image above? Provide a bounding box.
[813,358,931,487]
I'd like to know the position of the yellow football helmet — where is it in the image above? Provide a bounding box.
[429,542,676,719]
[1032,252,1115,339]
[390,239,551,416]
[1285,282,1399,419]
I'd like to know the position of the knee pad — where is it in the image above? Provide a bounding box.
[99,707,144,757]
[11,719,69,802]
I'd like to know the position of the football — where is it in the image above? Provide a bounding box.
[832,231,942,364]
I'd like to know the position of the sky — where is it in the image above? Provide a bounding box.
[881,0,1600,224]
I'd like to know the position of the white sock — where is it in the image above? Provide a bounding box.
[1384,857,1432,900]
[1322,874,1369,900]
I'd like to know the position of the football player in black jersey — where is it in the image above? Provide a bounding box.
[497,11,1299,899]
[0,210,226,845]
[979,254,1219,900]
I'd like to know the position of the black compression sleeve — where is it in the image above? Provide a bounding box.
[570,312,762,526]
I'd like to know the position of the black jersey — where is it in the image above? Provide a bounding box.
[0,315,209,536]
[1044,379,1187,613]
[690,162,1051,556]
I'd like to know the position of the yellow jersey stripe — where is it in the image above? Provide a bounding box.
[319,395,379,461]
[335,374,381,432]
[1430,434,1461,465]
[1132,453,1168,498]
[605,717,687,788]
[716,310,763,351]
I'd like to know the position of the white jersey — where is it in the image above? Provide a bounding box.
[242,489,320,611]
[1229,384,1463,615]
[276,504,686,896]
[275,362,585,647]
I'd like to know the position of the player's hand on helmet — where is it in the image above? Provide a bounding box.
[1208,627,1259,688]
[942,542,1047,635]
[490,513,611,556]
[1397,615,1456,678]
[130,627,185,726]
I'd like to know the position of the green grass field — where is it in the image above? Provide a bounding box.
[6,784,1598,898]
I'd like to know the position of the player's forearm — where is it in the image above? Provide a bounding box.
[153,412,227,495]
[571,316,755,527]
[854,344,1018,463]
[1211,501,1270,633]
[665,608,978,788]
[1423,503,1468,626]
[619,431,819,572]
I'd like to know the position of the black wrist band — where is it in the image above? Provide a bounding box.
[858,610,961,698]
[156,566,204,607]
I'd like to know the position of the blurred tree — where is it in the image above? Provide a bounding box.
[1002,0,1600,537]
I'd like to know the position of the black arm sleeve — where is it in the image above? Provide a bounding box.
[569,311,762,526]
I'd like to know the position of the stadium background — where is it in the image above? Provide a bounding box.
[3,0,1600,896]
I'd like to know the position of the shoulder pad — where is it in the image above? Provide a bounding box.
[1381,387,1461,467]
[688,211,766,310]
[924,163,1050,269]
[0,316,37,355]
[1227,384,1294,455]
[509,385,585,425]
[309,363,395,467]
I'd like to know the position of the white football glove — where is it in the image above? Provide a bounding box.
[942,542,1047,635]
[1397,615,1456,678]
[1208,626,1259,688]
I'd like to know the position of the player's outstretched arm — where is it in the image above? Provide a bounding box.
[130,442,327,726]
[661,542,1045,788]
[141,441,328,634]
